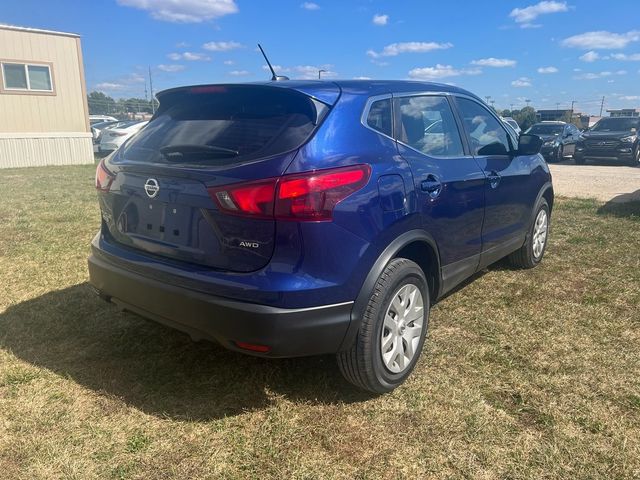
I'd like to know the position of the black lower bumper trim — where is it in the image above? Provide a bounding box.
[88,254,353,358]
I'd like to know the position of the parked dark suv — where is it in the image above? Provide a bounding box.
[525,121,581,162]
[89,81,553,393]
[575,116,640,166]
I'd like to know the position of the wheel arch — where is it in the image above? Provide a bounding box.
[338,230,442,351]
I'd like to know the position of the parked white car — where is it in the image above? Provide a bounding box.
[502,117,521,135]
[99,121,148,153]
[90,115,118,125]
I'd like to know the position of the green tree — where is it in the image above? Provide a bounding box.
[87,91,117,115]
[513,107,537,131]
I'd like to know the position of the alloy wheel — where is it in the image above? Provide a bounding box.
[532,209,548,259]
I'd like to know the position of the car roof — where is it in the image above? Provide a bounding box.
[157,80,483,106]
[538,121,566,125]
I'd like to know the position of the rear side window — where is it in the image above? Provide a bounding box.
[366,98,392,137]
[396,95,464,157]
[120,86,327,166]
[456,98,512,156]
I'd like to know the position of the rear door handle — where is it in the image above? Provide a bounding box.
[421,174,442,199]
[487,170,501,189]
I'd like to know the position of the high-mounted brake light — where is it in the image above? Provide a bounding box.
[95,159,115,192]
[208,164,371,221]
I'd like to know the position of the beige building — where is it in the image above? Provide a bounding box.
[0,24,92,168]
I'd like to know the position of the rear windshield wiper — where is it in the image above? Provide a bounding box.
[159,144,239,161]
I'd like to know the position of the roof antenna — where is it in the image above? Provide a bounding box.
[258,43,289,81]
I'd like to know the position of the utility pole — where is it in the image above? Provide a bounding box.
[525,99,531,107]
[148,66,155,114]
[510,103,514,112]
[570,100,576,124]
[318,69,326,80]
[599,96,605,117]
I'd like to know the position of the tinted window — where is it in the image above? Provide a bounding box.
[366,98,392,137]
[397,95,464,157]
[592,117,639,132]
[526,124,564,135]
[457,98,511,156]
[120,86,327,166]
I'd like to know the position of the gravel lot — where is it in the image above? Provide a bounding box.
[549,161,640,203]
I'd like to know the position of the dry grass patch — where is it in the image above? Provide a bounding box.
[1,165,639,479]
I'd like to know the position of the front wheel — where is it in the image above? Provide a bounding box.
[337,258,429,393]
[630,146,640,167]
[508,199,550,269]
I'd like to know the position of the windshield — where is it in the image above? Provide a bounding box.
[591,117,639,132]
[119,86,327,167]
[527,124,563,135]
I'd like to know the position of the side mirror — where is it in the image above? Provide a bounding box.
[517,134,543,156]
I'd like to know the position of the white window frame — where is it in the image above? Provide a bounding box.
[1,62,54,92]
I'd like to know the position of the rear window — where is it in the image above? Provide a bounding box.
[119,86,328,167]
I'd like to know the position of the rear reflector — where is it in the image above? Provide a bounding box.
[208,164,371,221]
[95,159,115,192]
[235,341,271,353]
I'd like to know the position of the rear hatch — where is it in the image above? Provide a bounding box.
[101,84,334,272]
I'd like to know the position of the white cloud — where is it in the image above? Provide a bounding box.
[408,64,481,81]
[562,30,640,50]
[619,95,640,101]
[574,70,627,80]
[95,82,126,91]
[354,76,372,80]
[610,53,640,61]
[168,52,210,61]
[228,70,249,76]
[300,2,320,10]
[116,0,238,23]
[471,57,516,67]
[509,1,568,27]
[223,60,235,65]
[202,41,244,51]
[262,64,337,80]
[537,66,559,73]
[372,14,389,26]
[157,64,185,72]
[579,51,600,62]
[511,77,532,87]
[367,41,453,58]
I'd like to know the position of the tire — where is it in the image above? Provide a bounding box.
[574,155,586,165]
[508,198,550,269]
[337,258,429,394]
[629,146,640,167]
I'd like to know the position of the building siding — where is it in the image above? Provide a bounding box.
[0,133,93,168]
[0,25,92,167]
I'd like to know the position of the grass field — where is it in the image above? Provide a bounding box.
[1,164,639,479]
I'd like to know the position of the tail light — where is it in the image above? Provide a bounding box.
[95,159,115,192]
[209,164,371,221]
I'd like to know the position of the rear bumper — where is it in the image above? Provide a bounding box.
[88,252,353,358]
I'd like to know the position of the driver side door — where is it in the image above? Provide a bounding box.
[453,96,536,268]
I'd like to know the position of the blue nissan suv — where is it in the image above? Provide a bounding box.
[89,80,553,393]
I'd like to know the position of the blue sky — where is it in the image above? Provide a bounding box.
[3,0,640,114]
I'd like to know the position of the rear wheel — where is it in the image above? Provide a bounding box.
[337,258,429,393]
[508,199,550,269]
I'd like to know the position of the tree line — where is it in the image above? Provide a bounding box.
[87,91,158,117]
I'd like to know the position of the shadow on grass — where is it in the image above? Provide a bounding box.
[597,190,640,220]
[0,283,373,421]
